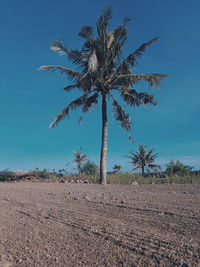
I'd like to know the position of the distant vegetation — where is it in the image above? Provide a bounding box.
[166,160,193,176]
[106,172,200,185]
[0,146,198,184]
[0,166,199,184]
[0,169,14,182]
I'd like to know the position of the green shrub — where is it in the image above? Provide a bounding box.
[166,160,193,176]
[81,161,99,175]
[28,168,52,179]
[0,169,15,182]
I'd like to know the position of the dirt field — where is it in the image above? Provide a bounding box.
[0,183,199,267]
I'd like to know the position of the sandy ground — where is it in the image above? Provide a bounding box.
[0,182,199,267]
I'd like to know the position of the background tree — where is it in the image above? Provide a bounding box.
[112,164,122,173]
[73,148,87,175]
[40,6,168,184]
[166,160,193,176]
[127,144,160,176]
[81,161,99,175]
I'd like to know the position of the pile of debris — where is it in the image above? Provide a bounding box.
[8,172,93,184]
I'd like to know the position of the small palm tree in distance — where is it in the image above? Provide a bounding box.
[112,164,122,173]
[127,144,160,176]
[73,148,87,175]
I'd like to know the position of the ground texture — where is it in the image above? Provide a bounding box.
[0,183,199,267]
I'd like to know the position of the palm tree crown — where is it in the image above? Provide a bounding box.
[127,144,160,175]
[73,148,87,175]
[40,6,168,184]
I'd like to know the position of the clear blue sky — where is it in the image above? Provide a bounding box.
[0,0,199,172]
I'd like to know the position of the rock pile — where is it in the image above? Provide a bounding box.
[8,173,93,184]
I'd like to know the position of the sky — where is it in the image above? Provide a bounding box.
[0,0,200,172]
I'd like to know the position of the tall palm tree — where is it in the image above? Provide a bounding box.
[39,7,168,184]
[73,148,87,175]
[127,144,160,176]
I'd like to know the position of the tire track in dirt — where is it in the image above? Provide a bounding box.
[0,183,199,266]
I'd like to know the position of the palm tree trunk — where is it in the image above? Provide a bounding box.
[99,93,108,185]
[141,166,145,176]
[77,163,81,175]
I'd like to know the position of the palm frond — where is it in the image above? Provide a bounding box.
[82,93,99,113]
[39,65,83,81]
[121,89,157,106]
[50,40,68,55]
[67,49,87,68]
[131,166,141,171]
[77,72,103,93]
[121,37,158,69]
[49,94,88,128]
[88,51,98,72]
[107,32,114,48]
[148,164,161,171]
[63,84,77,92]
[79,26,94,39]
[114,73,169,87]
[101,6,112,26]
[50,42,87,69]
[112,98,131,131]
[108,18,130,59]
[97,6,112,39]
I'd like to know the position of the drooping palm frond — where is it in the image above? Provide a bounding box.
[112,98,131,131]
[51,41,87,70]
[121,89,157,107]
[113,73,168,88]
[82,92,99,113]
[49,93,88,128]
[39,65,83,81]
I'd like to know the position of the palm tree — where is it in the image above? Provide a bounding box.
[112,164,122,173]
[39,7,168,184]
[127,144,160,176]
[73,148,87,175]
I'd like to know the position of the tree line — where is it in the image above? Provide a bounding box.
[70,146,195,177]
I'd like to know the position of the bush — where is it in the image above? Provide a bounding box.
[81,161,99,175]
[166,160,193,176]
[0,169,15,182]
[28,168,52,179]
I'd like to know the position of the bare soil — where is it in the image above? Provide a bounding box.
[0,182,199,267]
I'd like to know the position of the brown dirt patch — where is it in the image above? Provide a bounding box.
[0,183,199,266]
